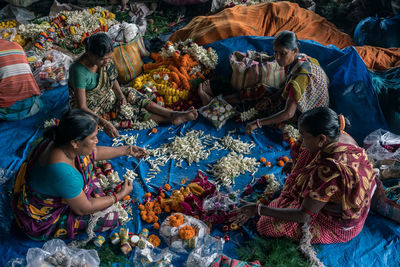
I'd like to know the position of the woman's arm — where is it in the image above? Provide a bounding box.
[246,96,297,134]
[94,145,147,161]
[111,80,127,106]
[259,197,326,223]
[65,179,132,216]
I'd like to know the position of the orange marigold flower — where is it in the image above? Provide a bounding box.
[260,157,267,163]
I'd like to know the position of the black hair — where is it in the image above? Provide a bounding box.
[84,33,113,58]
[298,107,351,141]
[273,30,300,50]
[44,109,99,147]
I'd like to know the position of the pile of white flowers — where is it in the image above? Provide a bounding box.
[208,152,258,186]
[220,135,255,154]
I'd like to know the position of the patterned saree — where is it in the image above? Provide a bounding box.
[257,142,376,244]
[12,140,118,241]
[68,63,152,121]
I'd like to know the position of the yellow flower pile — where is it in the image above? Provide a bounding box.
[132,66,190,106]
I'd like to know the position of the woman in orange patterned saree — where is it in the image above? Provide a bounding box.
[232,107,377,244]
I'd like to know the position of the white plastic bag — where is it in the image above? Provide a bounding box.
[8,239,100,267]
[364,129,400,161]
[186,235,224,267]
[132,237,177,267]
[108,22,139,43]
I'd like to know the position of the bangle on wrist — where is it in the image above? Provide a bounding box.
[112,192,118,203]
[257,202,263,216]
[256,119,262,128]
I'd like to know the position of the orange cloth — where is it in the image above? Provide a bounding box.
[170,1,400,71]
[170,2,354,48]
[355,46,400,71]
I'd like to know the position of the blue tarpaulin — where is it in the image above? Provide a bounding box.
[1,36,398,267]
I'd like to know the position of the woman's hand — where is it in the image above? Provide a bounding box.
[245,121,258,135]
[118,95,127,107]
[117,179,133,199]
[103,121,119,138]
[127,145,147,158]
[230,201,257,226]
[281,161,294,175]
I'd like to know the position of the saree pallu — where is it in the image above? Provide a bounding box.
[257,142,376,244]
[12,140,118,240]
[282,54,329,113]
[68,62,152,121]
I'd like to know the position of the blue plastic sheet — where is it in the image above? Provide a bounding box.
[0,37,398,266]
[205,36,388,145]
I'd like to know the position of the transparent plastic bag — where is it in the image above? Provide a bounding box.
[25,239,100,267]
[133,237,177,267]
[364,129,400,161]
[202,193,238,212]
[159,213,210,253]
[199,95,235,130]
[185,235,224,267]
[34,50,73,89]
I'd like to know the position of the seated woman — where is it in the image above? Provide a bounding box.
[244,30,329,134]
[0,39,42,121]
[197,31,329,132]
[69,33,198,138]
[231,107,376,244]
[12,109,147,240]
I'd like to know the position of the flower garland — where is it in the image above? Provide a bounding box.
[18,7,117,53]
[225,0,276,8]
[134,40,217,110]
[240,108,258,122]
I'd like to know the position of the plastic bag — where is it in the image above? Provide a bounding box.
[133,237,177,267]
[108,22,139,43]
[159,213,210,253]
[0,5,35,24]
[202,194,238,212]
[199,95,235,129]
[10,239,101,267]
[185,235,224,267]
[364,129,400,161]
[4,0,40,7]
[33,49,73,89]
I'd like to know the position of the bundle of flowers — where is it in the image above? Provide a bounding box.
[133,40,218,110]
[225,0,276,8]
[18,7,117,53]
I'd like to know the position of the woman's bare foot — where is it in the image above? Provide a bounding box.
[198,80,213,106]
[172,106,198,125]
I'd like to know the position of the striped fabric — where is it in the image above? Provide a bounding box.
[230,51,286,94]
[112,35,144,84]
[0,40,40,108]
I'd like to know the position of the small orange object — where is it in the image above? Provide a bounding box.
[178,225,196,240]
[260,157,267,163]
[288,137,295,144]
[144,192,152,198]
[277,160,285,167]
[138,204,145,211]
[153,222,160,230]
[151,128,157,134]
[282,156,290,162]
[148,234,161,247]
[123,195,131,201]
[265,161,271,167]
[164,184,171,191]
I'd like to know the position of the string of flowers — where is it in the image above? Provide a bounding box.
[18,6,117,53]
[134,40,218,110]
[225,0,276,8]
